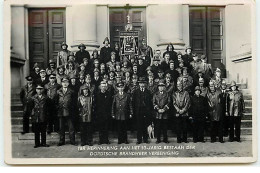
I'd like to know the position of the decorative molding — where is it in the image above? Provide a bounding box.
[230,43,252,63]
[10,48,25,65]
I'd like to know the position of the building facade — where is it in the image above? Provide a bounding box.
[10,3,252,92]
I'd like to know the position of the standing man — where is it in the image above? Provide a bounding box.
[57,77,76,146]
[100,37,113,64]
[172,81,191,143]
[36,69,49,86]
[132,77,153,144]
[57,42,71,67]
[227,81,245,142]
[138,38,153,66]
[44,74,60,134]
[190,86,209,143]
[75,43,91,65]
[153,81,171,143]
[20,76,36,134]
[111,82,133,144]
[220,80,229,137]
[94,81,113,145]
[30,85,49,148]
[207,81,223,143]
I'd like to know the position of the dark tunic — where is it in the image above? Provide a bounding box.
[75,50,91,65]
[100,46,113,64]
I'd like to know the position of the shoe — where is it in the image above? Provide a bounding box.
[125,141,129,144]
[41,144,50,147]
[118,142,122,144]
[177,140,182,143]
[228,139,234,142]
[156,140,161,144]
[106,141,110,144]
[193,140,197,143]
[34,145,40,148]
[236,139,241,142]
[183,140,189,143]
[21,131,27,135]
[57,142,65,146]
[220,141,225,143]
[163,140,169,144]
[88,142,93,146]
[144,140,149,144]
[81,143,85,146]
[98,141,102,145]
[136,141,141,145]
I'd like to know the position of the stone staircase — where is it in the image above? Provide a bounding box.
[10,84,252,141]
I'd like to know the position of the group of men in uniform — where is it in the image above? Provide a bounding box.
[20,37,245,148]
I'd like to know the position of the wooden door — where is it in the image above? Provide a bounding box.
[109,7,146,48]
[189,6,226,76]
[29,9,48,69]
[29,8,66,70]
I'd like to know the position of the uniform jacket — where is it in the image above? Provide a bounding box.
[139,45,153,66]
[219,89,228,118]
[36,77,49,86]
[75,50,90,65]
[165,82,175,95]
[153,91,171,119]
[227,90,245,117]
[94,89,113,120]
[207,90,221,121]
[30,94,49,123]
[57,50,70,67]
[31,71,41,84]
[44,82,61,100]
[78,94,94,122]
[190,95,209,120]
[57,87,75,117]
[172,90,190,117]
[20,84,36,112]
[200,86,209,98]
[163,51,178,65]
[111,92,133,120]
[182,54,193,72]
[56,73,65,85]
[100,46,113,64]
[147,81,157,95]
[132,88,153,119]
[78,83,96,96]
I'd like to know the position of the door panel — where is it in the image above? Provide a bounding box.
[29,10,48,69]
[29,8,66,70]
[189,6,226,76]
[48,9,66,63]
[109,7,146,48]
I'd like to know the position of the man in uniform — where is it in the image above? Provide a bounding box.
[20,76,36,134]
[138,38,153,66]
[111,82,133,144]
[182,46,193,73]
[44,74,60,134]
[132,77,153,144]
[172,81,191,143]
[94,81,113,145]
[153,81,171,143]
[57,77,76,146]
[75,43,91,65]
[36,69,49,86]
[57,42,71,67]
[190,86,209,143]
[100,37,113,64]
[30,84,50,148]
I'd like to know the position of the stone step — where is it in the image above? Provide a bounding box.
[11,124,252,135]
[244,95,252,100]
[244,100,252,107]
[11,103,23,111]
[11,111,23,117]
[244,107,252,113]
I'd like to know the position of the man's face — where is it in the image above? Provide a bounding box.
[68,63,73,68]
[111,54,115,61]
[35,67,40,72]
[101,65,105,70]
[132,78,137,84]
[58,68,64,74]
[123,62,127,67]
[94,62,99,67]
[193,56,198,61]
[71,78,76,83]
[166,77,171,83]
[170,63,174,69]
[186,49,191,54]
[104,41,109,46]
[178,55,182,60]
[85,77,91,83]
[139,83,145,88]
[118,86,124,93]
[177,85,182,91]
[27,80,33,85]
[116,65,121,71]
[80,66,85,71]
[179,62,184,68]
[168,45,173,51]
[138,59,143,65]
[62,81,69,88]
[221,84,227,90]
[83,89,88,96]
[195,90,200,96]
[40,72,46,77]
[142,41,146,46]
[100,84,107,91]
[50,64,55,68]
[231,86,236,91]
[158,86,164,92]
[62,45,67,50]
[80,46,84,51]
[165,54,170,61]
[94,72,99,77]
[199,81,204,86]
[183,69,187,75]
[155,50,161,56]
[154,61,159,66]
[133,66,137,72]
[49,77,55,83]
[148,76,153,81]
[83,60,88,65]
[36,88,43,95]
[216,71,221,78]
[210,85,215,92]
[125,72,130,77]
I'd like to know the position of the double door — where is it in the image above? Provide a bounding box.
[29,8,66,69]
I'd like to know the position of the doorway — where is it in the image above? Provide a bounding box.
[28,8,66,70]
[189,6,226,76]
[109,6,146,48]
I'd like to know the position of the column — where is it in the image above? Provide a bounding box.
[66,5,100,51]
[156,5,186,50]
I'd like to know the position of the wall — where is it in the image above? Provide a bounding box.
[225,4,252,89]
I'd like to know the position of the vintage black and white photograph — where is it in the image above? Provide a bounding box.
[4,0,257,164]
